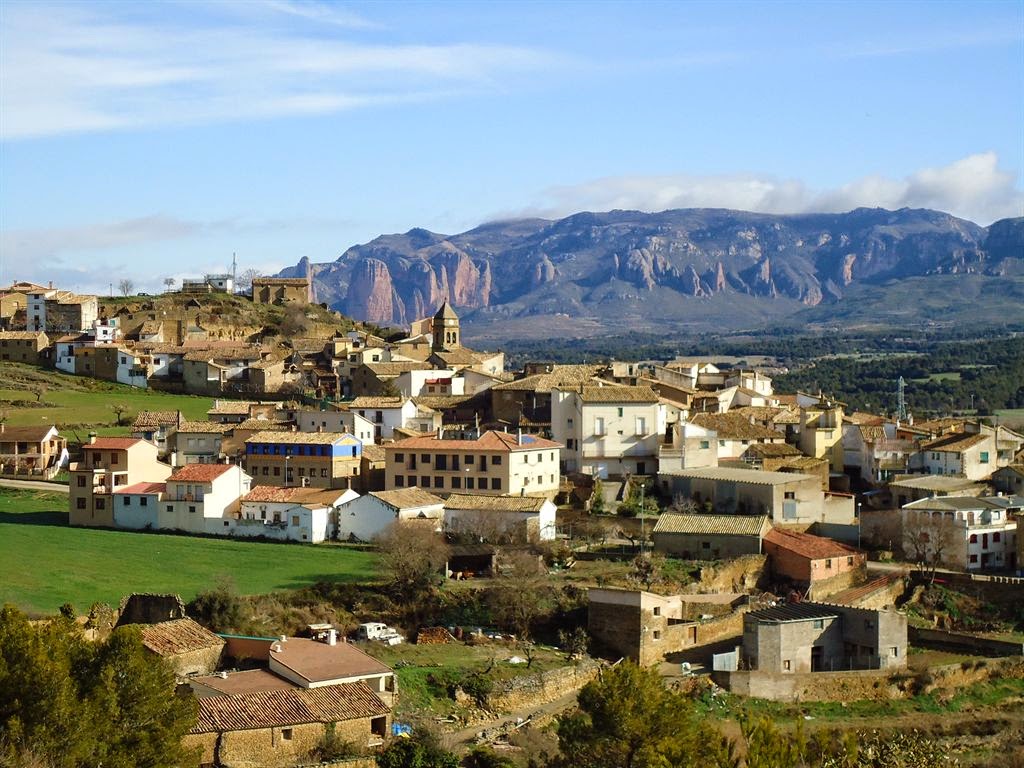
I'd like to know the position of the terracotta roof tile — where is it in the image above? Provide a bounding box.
[172,420,234,434]
[168,464,235,482]
[387,430,560,452]
[653,512,770,536]
[140,618,225,657]
[577,385,659,403]
[920,432,990,453]
[443,494,550,512]
[113,481,166,495]
[764,528,860,560]
[191,669,298,696]
[245,430,358,445]
[690,412,785,441]
[0,425,58,442]
[84,437,146,450]
[131,410,181,429]
[243,486,351,505]
[370,488,445,509]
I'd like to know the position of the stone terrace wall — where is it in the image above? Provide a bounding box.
[909,627,1024,656]
[487,660,601,713]
[715,668,900,702]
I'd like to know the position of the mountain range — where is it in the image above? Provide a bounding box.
[279,208,1024,341]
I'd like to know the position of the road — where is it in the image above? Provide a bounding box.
[442,687,582,749]
[0,478,69,493]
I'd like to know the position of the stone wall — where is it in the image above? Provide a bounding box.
[715,668,899,702]
[698,555,768,593]
[487,661,601,713]
[167,645,224,678]
[859,508,902,551]
[808,566,867,600]
[909,627,1024,656]
[116,593,186,626]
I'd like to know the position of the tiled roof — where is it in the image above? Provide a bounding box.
[138,320,163,335]
[903,496,1003,512]
[361,445,386,463]
[184,348,263,362]
[492,365,604,392]
[443,494,549,512]
[362,361,431,375]
[743,443,803,458]
[411,395,474,410]
[172,420,233,434]
[920,432,990,453]
[252,277,310,286]
[168,463,235,482]
[387,430,560,452]
[859,425,888,441]
[370,488,445,509]
[348,396,408,409]
[83,437,146,450]
[845,411,886,426]
[131,410,181,429]
[764,528,859,560]
[113,481,166,495]
[242,486,351,505]
[207,401,256,415]
[690,412,783,441]
[662,467,815,486]
[140,618,225,657]
[889,474,986,492]
[653,512,769,537]
[0,425,57,442]
[245,430,356,445]
[269,637,393,685]
[746,601,842,623]
[191,669,298,696]
[192,681,388,733]
[433,301,458,320]
[578,385,659,403]
[234,418,292,431]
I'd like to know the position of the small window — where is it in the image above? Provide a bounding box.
[970,533,978,543]
[123,497,130,506]
[321,469,328,477]
[652,630,661,640]
[491,478,501,491]
[167,505,173,512]
[451,476,461,489]
[281,728,293,740]
[993,532,1001,543]
[434,476,443,488]
[189,505,196,513]
[701,541,711,549]
[95,498,105,510]
[291,515,300,526]
[699,440,710,449]
[262,466,269,475]
[825,559,832,569]
[783,660,791,671]
[492,455,502,466]
[980,451,989,464]
[466,477,475,490]
[395,452,404,462]
[140,497,148,507]
[77,476,86,487]
[421,454,430,463]
[395,475,405,487]
[813,619,824,629]
[969,554,979,563]
[224,521,230,527]
[847,556,853,566]
[784,491,795,500]
[652,606,661,616]
[76,498,86,510]
[273,466,280,476]
[890,646,899,658]
[421,477,430,488]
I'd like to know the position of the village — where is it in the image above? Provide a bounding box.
[2,275,1024,768]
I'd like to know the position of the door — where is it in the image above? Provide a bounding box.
[811,645,824,672]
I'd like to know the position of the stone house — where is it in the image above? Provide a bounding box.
[888,474,989,507]
[185,683,390,768]
[138,617,225,677]
[550,384,666,478]
[443,493,558,542]
[166,420,235,465]
[239,486,359,543]
[688,412,788,461]
[651,512,770,559]
[385,430,561,499]
[245,431,362,490]
[762,528,867,598]
[902,495,1018,571]
[0,290,28,330]
[0,330,49,363]
[335,487,444,542]
[0,424,67,479]
[69,437,173,527]
[910,432,998,481]
[131,410,182,457]
[742,601,907,673]
[251,276,311,305]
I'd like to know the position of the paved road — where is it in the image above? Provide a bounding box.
[0,478,69,493]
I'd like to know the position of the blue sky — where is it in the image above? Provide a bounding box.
[1,0,1022,294]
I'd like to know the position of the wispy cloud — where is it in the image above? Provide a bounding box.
[0,2,561,139]
[834,27,1024,59]
[515,153,1023,226]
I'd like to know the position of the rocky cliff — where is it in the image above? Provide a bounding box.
[281,208,1023,335]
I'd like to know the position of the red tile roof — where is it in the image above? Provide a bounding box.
[113,482,166,495]
[242,486,351,505]
[387,430,560,452]
[191,681,389,733]
[140,618,225,657]
[192,669,298,696]
[168,463,235,482]
[85,437,146,450]
[764,528,860,560]
[270,638,393,685]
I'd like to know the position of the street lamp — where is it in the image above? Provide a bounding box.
[284,455,291,488]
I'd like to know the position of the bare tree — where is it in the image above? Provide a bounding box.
[34,385,47,404]
[163,277,176,292]
[629,552,666,591]
[118,279,134,297]
[236,268,262,292]
[375,521,449,595]
[903,509,959,583]
[488,550,550,640]
[110,403,130,426]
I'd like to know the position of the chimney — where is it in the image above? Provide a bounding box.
[517,428,523,445]
[88,432,97,445]
[327,628,337,646]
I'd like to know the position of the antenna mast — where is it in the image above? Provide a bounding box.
[231,252,237,288]
[896,376,907,422]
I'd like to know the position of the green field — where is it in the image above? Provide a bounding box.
[0,361,215,437]
[0,489,379,615]
[995,409,1024,430]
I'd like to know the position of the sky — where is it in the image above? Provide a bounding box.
[1,0,1022,294]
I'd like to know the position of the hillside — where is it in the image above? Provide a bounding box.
[279,208,1024,339]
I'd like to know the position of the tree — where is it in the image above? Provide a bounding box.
[551,661,731,768]
[0,606,197,768]
[590,478,606,514]
[464,745,516,768]
[903,509,958,584]
[163,277,176,292]
[280,304,311,337]
[110,403,130,426]
[375,521,449,595]
[118,279,134,297]
[488,550,550,640]
[188,578,247,634]
[236,268,261,293]
[376,728,458,768]
[628,552,665,591]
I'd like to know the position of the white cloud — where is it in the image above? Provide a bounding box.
[524,153,1023,225]
[0,3,561,139]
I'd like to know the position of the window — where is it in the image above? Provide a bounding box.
[994,532,1002,543]
[783,660,791,671]
[297,467,305,477]
[813,619,824,629]
[407,475,415,487]
[167,505,173,512]
[970,533,978,543]
[719,439,725,447]
[969,554,979,563]
[980,451,989,464]
[491,455,502,466]
[189,505,196,513]
[617,407,624,417]
[76,498,86,510]
[784,491,795,500]
[653,607,661,616]
[699,440,710,449]
[491,478,501,491]
[847,556,853,566]
[434,476,443,488]
[465,455,475,465]
[451,476,461,489]
[701,541,710,549]
[321,469,328,478]
[435,455,448,470]
[93,452,101,463]
[466,477,475,489]
[281,728,293,740]
[421,454,430,464]
[825,559,832,569]
[95,498,105,510]
[538,475,543,485]
[395,475,405,487]
[140,497,148,507]
[77,476,86,487]
[123,497,130,506]
[652,630,661,640]
[636,416,647,435]
[291,515,300,526]
[262,466,269,475]
[891,647,899,657]
[421,477,430,488]
[595,417,605,436]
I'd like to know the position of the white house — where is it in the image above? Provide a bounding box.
[114,346,150,388]
[443,493,557,542]
[909,432,998,481]
[294,409,376,445]
[348,397,421,441]
[902,496,1018,571]
[112,481,167,530]
[238,486,358,543]
[551,384,666,478]
[336,488,444,542]
[157,463,252,535]
[393,368,463,398]
[658,421,719,473]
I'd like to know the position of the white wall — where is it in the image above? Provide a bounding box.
[336,494,443,542]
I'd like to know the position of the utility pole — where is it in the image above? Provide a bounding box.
[896,376,907,422]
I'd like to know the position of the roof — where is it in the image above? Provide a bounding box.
[192,669,298,696]
[652,512,769,537]
[243,486,351,505]
[208,401,256,415]
[663,466,816,486]
[764,528,859,559]
[743,443,803,458]
[0,330,46,340]
[577,385,659,403]
[903,496,1004,512]
[361,445,386,463]
[370,488,445,510]
[433,301,458,320]
[184,348,263,362]
[252,276,310,286]
[746,601,842,623]
[889,474,987,492]
[362,361,432,376]
[191,681,389,733]
[270,637,394,685]
[348,396,409,409]
[690,412,784,441]
[921,432,990,453]
[173,420,234,434]
[234,418,292,431]
[245,430,357,445]
[492,364,604,392]
[168,463,235,482]
[0,425,57,442]
[430,348,487,366]
[387,430,560,452]
[444,494,550,513]
[83,437,146,450]
[131,410,181,429]
[140,618,225,657]
[113,481,166,495]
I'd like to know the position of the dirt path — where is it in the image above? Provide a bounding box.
[0,479,68,492]
[442,688,582,749]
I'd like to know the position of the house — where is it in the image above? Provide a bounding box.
[658,421,718,473]
[902,496,1018,571]
[651,512,770,559]
[0,330,48,364]
[346,396,426,440]
[207,400,284,424]
[184,683,391,767]
[443,493,558,542]
[158,463,252,535]
[0,424,67,479]
[251,276,311,305]
[393,368,463,398]
[294,408,375,445]
[742,602,907,673]
[659,467,856,527]
[69,437,172,527]
[268,636,396,698]
[183,347,265,395]
[741,442,804,470]
[794,393,845,472]
[359,445,388,493]
[888,474,989,507]
[550,384,666,478]
[762,528,867,598]
[244,431,362,490]
[490,364,605,431]
[910,431,998,481]
[349,361,433,397]
[28,289,98,333]
[0,289,28,330]
[841,421,916,485]
[688,412,787,460]
[131,410,182,456]
[336,488,445,542]
[992,465,1024,496]
[385,430,561,498]
[239,486,359,543]
[138,617,225,677]
[166,420,235,465]
[112,481,167,529]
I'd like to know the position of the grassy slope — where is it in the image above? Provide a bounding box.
[0,489,378,615]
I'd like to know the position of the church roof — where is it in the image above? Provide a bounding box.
[433,301,459,321]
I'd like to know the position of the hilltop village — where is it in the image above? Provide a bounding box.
[2,274,1024,768]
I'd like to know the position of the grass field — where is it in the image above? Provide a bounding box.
[995,409,1024,429]
[0,361,215,437]
[0,488,379,615]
